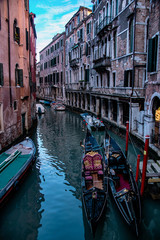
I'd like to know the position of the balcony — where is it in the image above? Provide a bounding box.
[70,58,79,68]
[96,16,112,35]
[93,56,111,71]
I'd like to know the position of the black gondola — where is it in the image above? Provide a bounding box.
[104,131,141,236]
[81,129,108,235]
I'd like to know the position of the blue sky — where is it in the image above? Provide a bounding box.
[29,0,92,61]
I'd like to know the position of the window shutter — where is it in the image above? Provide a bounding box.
[153,35,158,72]
[18,69,23,87]
[29,71,32,86]
[124,70,128,87]
[130,70,133,87]
[26,29,29,50]
[85,43,88,56]
[147,39,153,72]
[0,63,4,86]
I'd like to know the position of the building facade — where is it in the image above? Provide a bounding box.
[144,0,160,149]
[0,0,36,149]
[38,32,65,102]
[29,12,37,123]
[37,0,160,153]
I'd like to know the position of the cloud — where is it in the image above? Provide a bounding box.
[34,0,92,61]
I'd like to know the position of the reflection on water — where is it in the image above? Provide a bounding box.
[0,107,160,240]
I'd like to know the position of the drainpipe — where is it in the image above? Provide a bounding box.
[7,0,12,107]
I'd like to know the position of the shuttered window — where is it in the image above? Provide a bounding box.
[0,63,4,86]
[148,35,158,72]
[15,69,23,87]
[124,70,133,87]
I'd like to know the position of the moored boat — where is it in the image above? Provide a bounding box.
[36,103,45,114]
[0,137,36,206]
[104,131,141,236]
[55,104,66,111]
[80,113,96,131]
[81,130,108,235]
[80,113,105,131]
[92,116,105,131]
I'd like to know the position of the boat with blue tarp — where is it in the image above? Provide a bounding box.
[0,137,36,206]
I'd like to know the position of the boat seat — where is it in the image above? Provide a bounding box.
[93,154,102,171]
[98,170,103,179]
[83,154,94,171]
[117,164,126,170]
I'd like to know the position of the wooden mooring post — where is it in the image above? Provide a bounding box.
[140,135,150,196]
[135,154,141,183]
[125,121,129,158]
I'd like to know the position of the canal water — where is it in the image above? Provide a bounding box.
[0,107,160,240]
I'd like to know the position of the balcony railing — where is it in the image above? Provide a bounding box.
[96,16,112,35]
[93,56,111,69]
[69,58,79,68]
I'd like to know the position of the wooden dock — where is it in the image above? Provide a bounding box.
[139,159,160,199]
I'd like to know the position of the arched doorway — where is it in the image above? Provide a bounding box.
[151,95,160,147]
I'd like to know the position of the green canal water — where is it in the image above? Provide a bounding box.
[0,107,160,240]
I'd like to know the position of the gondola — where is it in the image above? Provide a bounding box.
[81,129,108,235]
[104,131,141,236]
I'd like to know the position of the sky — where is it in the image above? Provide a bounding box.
[29,0,92,62]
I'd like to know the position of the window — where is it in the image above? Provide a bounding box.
[80,28,83,40]
[15,67,23,87]
[116,0,119,15]
[148,35,158,72]
[0,63,4,86]
[124,70,133,87]
[13,19,20,45]
[113,72,116,87]
[24,0,28,10]
[85,69,89,82]
[66,26,68,35]
[13,101,18,111]
[87,22,91,34]
[113,31,117,58]
[129,18,134,53]
[77,14,80,25]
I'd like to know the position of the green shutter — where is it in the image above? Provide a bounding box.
[152,35,158,72]
[0,63,3,86]
[18,69,23,87]
[148,39,153,72]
